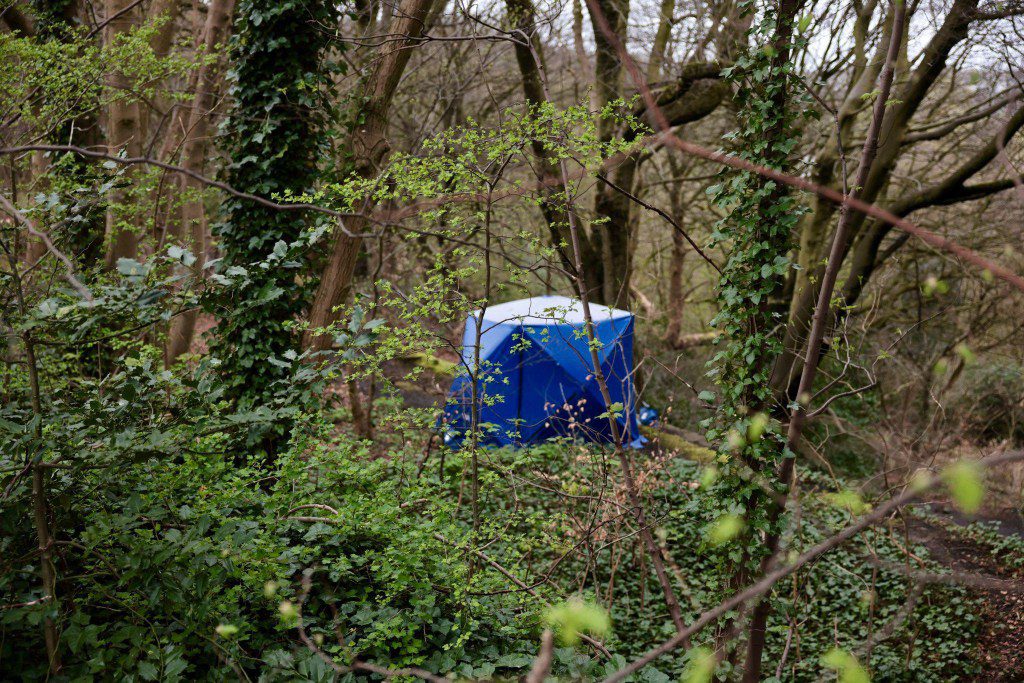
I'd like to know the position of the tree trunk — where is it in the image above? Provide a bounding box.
[164,0,236,364]
[103,0,144,268]
[303,0,436,351]
[771,0,981,402]
[505,0,601,286]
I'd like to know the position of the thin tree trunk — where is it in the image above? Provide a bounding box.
[741,3,905,680]
[164,0,236,364]
[303,0,435,351]
[103,0,144,268]
[26,337,61,674]
[25,151,49,265]
[506,0,600,282]
[646,0,675,81]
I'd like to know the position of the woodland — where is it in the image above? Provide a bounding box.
[1,0,1024,680]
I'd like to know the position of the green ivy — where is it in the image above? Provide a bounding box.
[700,0,814,561]
[212,0,341,407]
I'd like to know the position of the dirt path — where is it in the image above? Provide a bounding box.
[906,507,1024,682]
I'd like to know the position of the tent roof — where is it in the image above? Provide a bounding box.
[477,295,630,326]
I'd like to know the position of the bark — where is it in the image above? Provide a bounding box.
[0,3,35,35]
[25,335,61,674]
[773,0,982,400]
[303,0,435,351]
[743,3,905,678]
[664,156,690,343]
[508,0,725,307]
[790,0,894,299]
[103,0,144,268]
[164,0,236,364]
[646,0,675,81]
[839,103,1024,310]
[585,0,630,303]
[571,0,599,112]
[149,0,184,57]
[25,151,49,265]
[593,69,727,307]
[505,0,600,281]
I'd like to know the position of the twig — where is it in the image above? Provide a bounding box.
[525,630,555,683]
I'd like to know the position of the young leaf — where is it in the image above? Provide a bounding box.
[941,460,985,514]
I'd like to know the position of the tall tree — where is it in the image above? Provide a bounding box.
[164,0,236,364]
[103,0,144,267]
[771,0,1024,402]
[303,0,436,351]
[507,0,728,306]
[214,0,338,401]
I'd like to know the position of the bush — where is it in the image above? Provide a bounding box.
[0,415,539,679]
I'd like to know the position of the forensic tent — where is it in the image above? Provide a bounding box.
[441,296,642,447]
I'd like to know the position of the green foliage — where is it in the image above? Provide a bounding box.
[545,598,611,645]
[682,647,717,683]
[0,251,539,679]
[701,0,815,572]
[820,648,870,683]
[212,0,341,405]
[941,460,985,514]
[0,17,196,132]
[0,17,996,680]
[1,415,533,678]
[449,440,981,682]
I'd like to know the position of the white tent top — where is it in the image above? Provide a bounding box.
[478,295,631,326]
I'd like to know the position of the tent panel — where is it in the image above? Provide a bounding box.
[478,295,630,326]
[459,315,517,368]
[442,331,522,444]
[445,297,641,448]
[516,342,591,444]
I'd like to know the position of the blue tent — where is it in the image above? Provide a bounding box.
[442,296,642,447]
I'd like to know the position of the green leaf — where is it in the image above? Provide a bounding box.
[138,661,159,680]
[821,648,870,683]
[822,490,869,515]
[707,514,745,546]
[544,598,611,645]
[941,461,985,514]
[215,624,240,638]
[683,647,716,683]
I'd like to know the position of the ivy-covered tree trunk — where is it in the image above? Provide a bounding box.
[701,0,808,670]
[214,0,337,402]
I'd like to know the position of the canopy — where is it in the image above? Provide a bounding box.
[442,296,642,447]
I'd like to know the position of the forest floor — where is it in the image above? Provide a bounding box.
[192,330,1023,681]
[906,505,1024,682]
